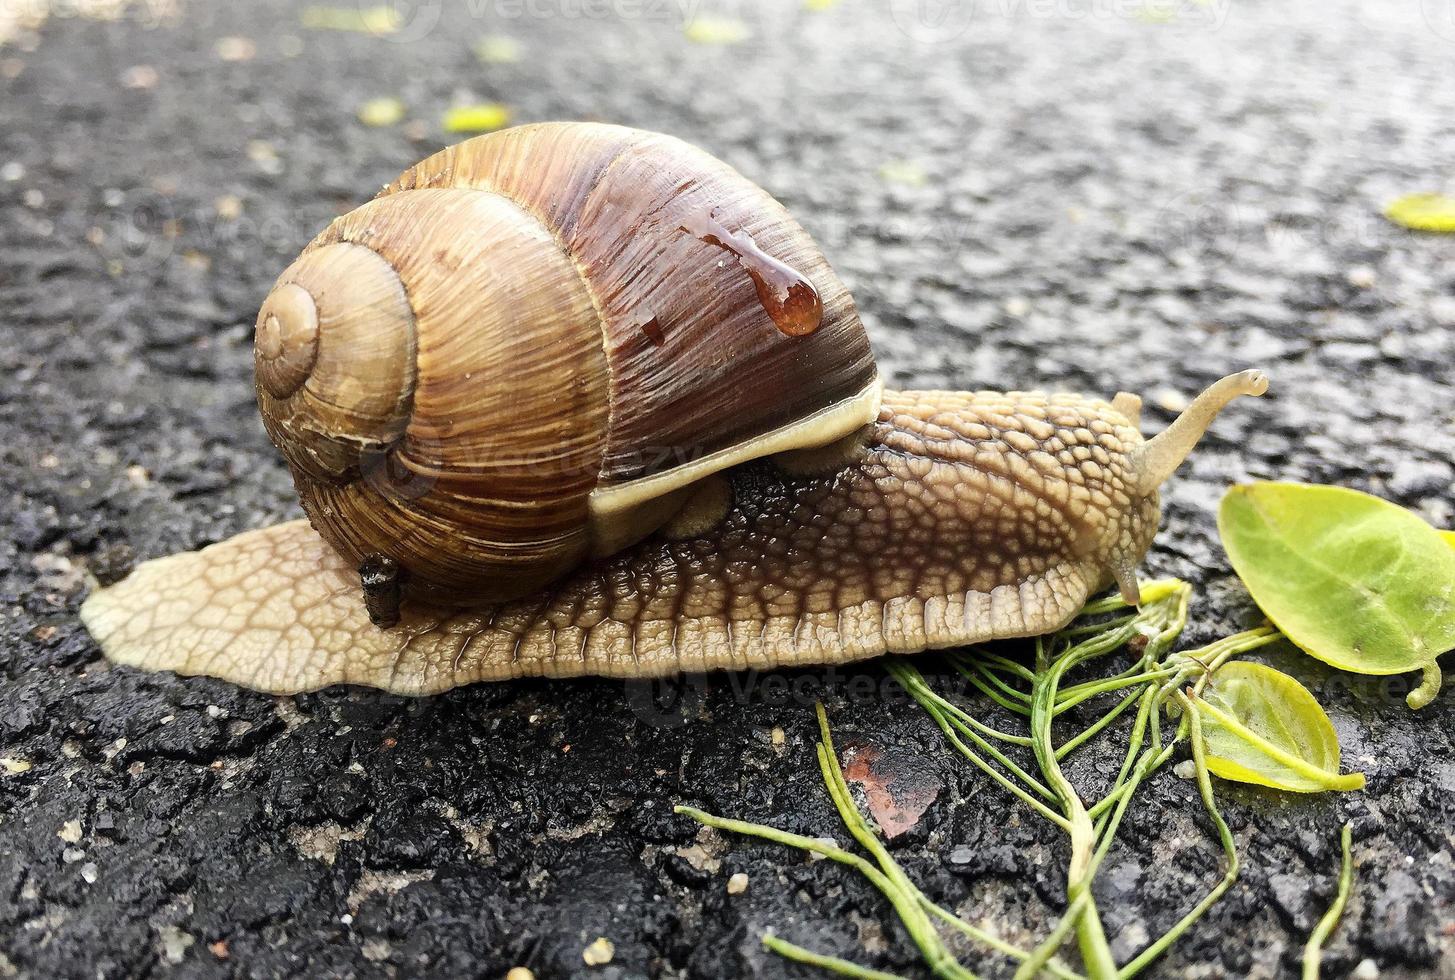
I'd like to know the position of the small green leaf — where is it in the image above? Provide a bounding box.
[474,35,521,64]
[357,97,405,128]
[1192,662,1364,793]
[877,160,928,188]
[1384,192,1455,233]
[684,16,750,45]
[300,5,400,34]
[441,103,511,134]
[1219,482,1454,708]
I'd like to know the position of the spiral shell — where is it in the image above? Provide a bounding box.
[254,122,880,603]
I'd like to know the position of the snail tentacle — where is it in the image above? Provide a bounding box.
[1131,370,1268,495]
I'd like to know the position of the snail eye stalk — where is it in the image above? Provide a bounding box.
[1132,370,1269,496]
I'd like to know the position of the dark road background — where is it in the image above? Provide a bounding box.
[2,0,1454,976]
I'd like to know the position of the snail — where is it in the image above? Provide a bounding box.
[80,122,1267,695]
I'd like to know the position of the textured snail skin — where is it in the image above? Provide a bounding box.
[80,379,1264,695]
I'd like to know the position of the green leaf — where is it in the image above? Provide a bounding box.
[1192,662,1365,793]
[684,16,751,44]
[300,5,399,34]
[474,35,521,64]
[1442,529,1455,549]
[1384,193,1455,233]
[441,103,511,134]
[357,97,405,128]
[1219,482,1454,708]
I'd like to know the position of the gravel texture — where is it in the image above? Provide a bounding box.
[2,0,1454,977]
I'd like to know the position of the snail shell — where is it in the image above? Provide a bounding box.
[253,122,879,606]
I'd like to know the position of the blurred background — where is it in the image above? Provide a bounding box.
[2,0,1454,977]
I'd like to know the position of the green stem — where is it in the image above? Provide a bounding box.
[898,665,1033,746]
[674,805,890,884]
[1117,696,1239,977]
[762,936,909,980]
[814,705,981,980]
[957,662,1035,715]
[1014,891,1092,980]
[1030,644,1118,979]
[1057,689,1142,760]
[888,664,1065,819]
[1055,670,1176,715]
[1408,661,1442,710]
[1302,823,1355,980]
[966,650,1038,682]
[1055,613,1138,638]
[917,898,1084,980]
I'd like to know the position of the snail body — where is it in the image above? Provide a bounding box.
[81,123,1266,695]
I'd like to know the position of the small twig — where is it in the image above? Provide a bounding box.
[1302,823,1355,980]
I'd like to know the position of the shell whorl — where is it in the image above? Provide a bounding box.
[255,242,418,483]
[254,122,879,605]
[257,187,609,603]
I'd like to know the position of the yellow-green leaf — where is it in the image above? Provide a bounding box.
[1383,193,1455,233]
[1219,483,1453,709]
[877,160,928,188]
[1192,662,1364,793]
[685,16,750,45]
[300,5,400,34]
[441,103,511,134]
[474,35,521,64]
[357,97,405,128]
[1442,529,1455,548]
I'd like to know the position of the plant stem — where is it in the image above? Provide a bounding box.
[1030,640,1118,979]
[813,705,981,980]
[957,662,1034,715]
[1055,670,1176,715]
[761,936,909,980]
[1057,689,1142,760]
[1116,696,1239,977]
[917,897,1084,980]
[1302,823,1355,980]
[1014,893,1093,980]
